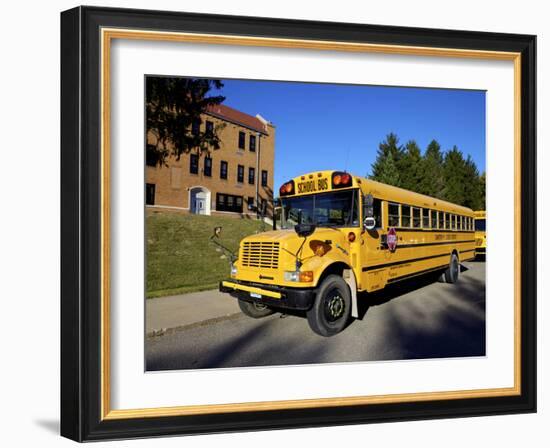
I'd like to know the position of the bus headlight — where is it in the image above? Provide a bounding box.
[230,264,238,277]
[284,271,313,282]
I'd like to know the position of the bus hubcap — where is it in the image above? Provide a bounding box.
[324,290,345,322]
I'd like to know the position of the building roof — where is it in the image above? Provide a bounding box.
[205,104,270,135]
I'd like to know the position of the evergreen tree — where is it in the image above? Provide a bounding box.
[442,146,467,205]
[398,140,423,191]
[479,171,486,210]
[419,139,444,198]
[462,155,483,210]
[370,133,403,187]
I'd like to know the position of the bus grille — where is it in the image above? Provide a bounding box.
[241,241,280,269]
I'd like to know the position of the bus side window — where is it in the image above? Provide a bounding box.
[431,209,438,229]
[438,211,444,229]
[372,198,382,228]
[445,213,450,230]
[388,203,400,227]
[402,205,411,227]
[422,208,430,228]
[413,207,421,228]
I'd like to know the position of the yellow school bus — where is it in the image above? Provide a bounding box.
[474,210,486,256]
[219,170,476,336]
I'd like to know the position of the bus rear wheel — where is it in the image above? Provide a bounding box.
[443,253,460,284]
[307,275,351,337]
[238,299,275,318]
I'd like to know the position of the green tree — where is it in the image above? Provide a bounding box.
[442,146,467,205]
[462,155,483,210]
[479,171,486,210]
[370,133,403,187]
[419,139,444,198]
[398,140,423,191]
[146,77,226,167]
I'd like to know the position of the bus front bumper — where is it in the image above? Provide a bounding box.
[219,280,316,311]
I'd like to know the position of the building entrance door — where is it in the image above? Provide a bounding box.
[190,186,211,215]
[195,197,206,215]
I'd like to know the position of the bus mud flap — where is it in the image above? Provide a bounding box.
[343,268,358,318]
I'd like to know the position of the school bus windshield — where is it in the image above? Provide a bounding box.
[280,189,359,229]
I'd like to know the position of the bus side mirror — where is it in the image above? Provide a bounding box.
[295,223,316,238]
[363,194,376,230]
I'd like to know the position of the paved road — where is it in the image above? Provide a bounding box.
[146,261,486,371]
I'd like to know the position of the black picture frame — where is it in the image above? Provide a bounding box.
[61,6,536,442]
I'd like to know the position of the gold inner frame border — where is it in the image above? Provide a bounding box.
[100,27,522,421]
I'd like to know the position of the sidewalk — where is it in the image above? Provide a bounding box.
[146,289,241,334]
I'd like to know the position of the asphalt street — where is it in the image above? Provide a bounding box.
[146,260,486,371]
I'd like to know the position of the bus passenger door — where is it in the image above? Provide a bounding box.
[360,198,389,292]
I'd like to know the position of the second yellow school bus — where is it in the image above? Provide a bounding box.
[220,170,476,336]
[474,210,486,256]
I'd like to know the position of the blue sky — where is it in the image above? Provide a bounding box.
[212,79,486,191]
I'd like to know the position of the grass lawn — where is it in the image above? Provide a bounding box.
[146,212,266,298]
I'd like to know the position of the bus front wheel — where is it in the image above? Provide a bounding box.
[307,275,351,337]
[443,253,460,284]
[238,299,275,318]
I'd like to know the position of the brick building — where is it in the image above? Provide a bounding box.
[146,104,275,217]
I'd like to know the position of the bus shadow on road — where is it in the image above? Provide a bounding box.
[356,263,474,321]
[356,272,443,320]
[354,265,486,360]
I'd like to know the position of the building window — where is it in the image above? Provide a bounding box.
[388,203,400,227]
[216,193,243,213]
[238,131,246,150]
[204,157,212,177]
[220,161,228,179]
[190,153,198,174]
[413,207,421,228]
[250,135,256,152]
[260,198,267,215]
[145,183,155,205]
[191,118,200,136]
[261,170,268,187]
[216,194,225,209]
[146,144,157,167]
[205,120,214,137]
[237,165,244,183]
[248,167,255,185]
[247,196,255,211]
[401,205,411,227]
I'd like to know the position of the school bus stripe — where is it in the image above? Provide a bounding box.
[363,252,452,272]
[392,239,475,249]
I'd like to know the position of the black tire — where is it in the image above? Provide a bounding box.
[306,275,351,337]
[443,253,460,284]
[238,299,275,318]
